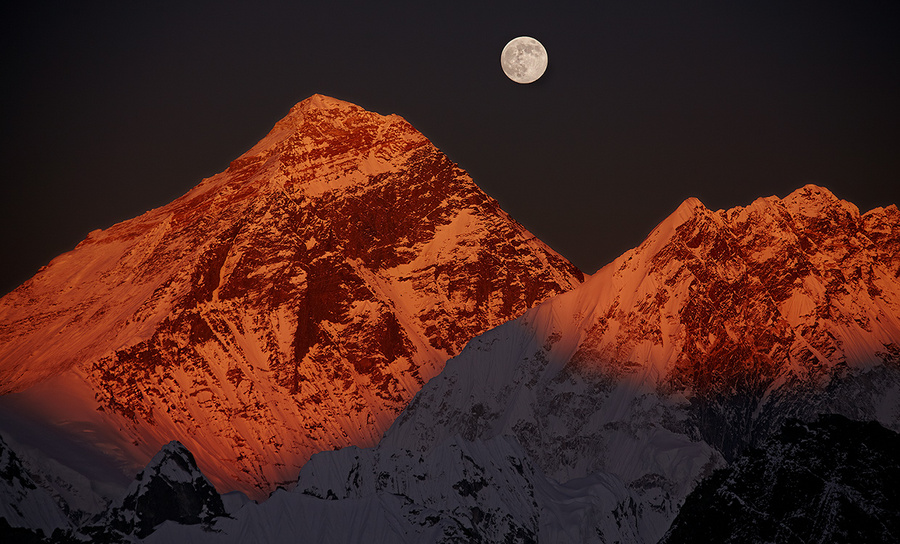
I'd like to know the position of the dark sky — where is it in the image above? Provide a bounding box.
[2,1,899,295]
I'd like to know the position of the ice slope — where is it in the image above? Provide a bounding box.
[0,94,582,499]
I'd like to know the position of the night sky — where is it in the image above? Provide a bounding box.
[2,1,899,295]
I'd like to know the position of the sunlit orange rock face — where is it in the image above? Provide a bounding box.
[555,186,900,458]
[0,95,582,498]
[379,186,900,508]
[661,188,900,393]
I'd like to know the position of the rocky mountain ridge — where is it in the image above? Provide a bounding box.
[283,185,900,542]
[0,434,70,538]
[3,184,897,542]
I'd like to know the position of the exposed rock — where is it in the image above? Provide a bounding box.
[90,440,226,540]
[0,95,582,499]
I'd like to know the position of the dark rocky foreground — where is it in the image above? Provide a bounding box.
[662,415,900,543]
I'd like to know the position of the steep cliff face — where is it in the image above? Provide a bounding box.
[0,94,582,499]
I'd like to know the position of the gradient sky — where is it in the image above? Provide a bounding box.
[2,1,898,295]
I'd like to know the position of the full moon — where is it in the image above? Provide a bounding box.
[500,36,548,84]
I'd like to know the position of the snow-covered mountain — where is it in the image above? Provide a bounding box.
[382,185,900,457]
[83,440,226,541]
[359,185,900,541]
[0,94,583,500]
[133,185,895,542]
[69,185,899,543]
[2,91,898,541]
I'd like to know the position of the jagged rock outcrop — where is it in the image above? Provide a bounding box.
[76,441,226,542]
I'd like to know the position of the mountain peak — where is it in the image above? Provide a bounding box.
[787,183,838,201]
[363,185,899,542]
[295,93,359,112]
[0,95,582,499]
[277,94,366,126]
[234,94,423,184]
[145,441,199,481]
[634,196,716,258]
[98,440,225,539]
[783,183,859,219]
[672,196,709,223]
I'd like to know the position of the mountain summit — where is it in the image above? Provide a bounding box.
[0,95,582,499]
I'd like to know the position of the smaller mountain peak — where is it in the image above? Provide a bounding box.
[647,196,713,237]
[786,184,838,202]
[160,439,188,453]
[783,184,859,219]
[636,196,715,256]
[677,196,706,213]
[101,440,225,539]
[142,440,202,484]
